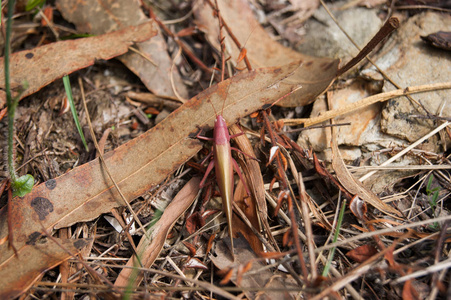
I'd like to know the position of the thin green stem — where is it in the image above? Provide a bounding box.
[5,0,17,182]
[322,199,347,276]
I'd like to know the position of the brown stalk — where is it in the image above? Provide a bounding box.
[205,0,253,71]
[260,110,309,281]
[337,17,399,76]
[146,7,213,75]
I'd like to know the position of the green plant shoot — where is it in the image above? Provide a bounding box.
[63,75,89,152]
[4,0,35,197]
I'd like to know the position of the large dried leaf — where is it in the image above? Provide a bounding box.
[0,62,302,294]
[56,0,188,98]
[0,238,90,300]
[115,177,200,287]
[0,22,157,109]
[194,0,339,107]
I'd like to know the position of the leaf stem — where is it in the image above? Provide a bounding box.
[5,0,17,183]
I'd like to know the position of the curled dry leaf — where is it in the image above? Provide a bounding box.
[194,0,339,107]
[349,195,367,220]
[330,122,402,217]
[185,257,208,270]
[115,177,200,287]
[0,22,158,109]
[346,244,378,263]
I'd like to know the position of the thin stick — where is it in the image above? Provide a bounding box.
[320,0,423,109]
[77,77,150,244]
[281,82,451,127]
[337,17,399,76]
[359,121,450,182]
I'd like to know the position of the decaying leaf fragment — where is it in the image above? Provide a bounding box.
[330,119,402,217]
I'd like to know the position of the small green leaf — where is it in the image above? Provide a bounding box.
[25,0,46,11]
[12,174,35,197]
[60,33,94,40]
[63,75,89,152]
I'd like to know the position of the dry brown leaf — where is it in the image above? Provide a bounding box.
[114,177,200,287]
[0,238,90,300]
[0,62,303,296]
[194,0,339,107]
[56,0,188,98]
[0,22,157,109]
[346,244,378,263]
[330,117,402,217]
[229,124,265,254]
[232,177,263,254]
[211,236,298,299]
[403,279,420,300]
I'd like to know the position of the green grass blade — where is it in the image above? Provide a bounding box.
[63,75,89,152]
[322,199,347,277]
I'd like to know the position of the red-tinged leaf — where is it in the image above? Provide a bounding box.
[249,111,259,118]
[176,27,197,37]
[258,251,286,259]
[0,108,6,121]
[0,22,157,108]
[311,275,329,288]
[202,209,219,220]
[242,261,253,273]
[219,269,234,285]
[384,247,397,268]
[186,212,204,235]
[206,233,216,255]
[167,229,176,239]
[232,178,263,254]
[403,279,420,300]
[58,96,70,116]
[349,195,367,220]
[237,48,247,64]
[130,121,139,130]
[346,245,378,263]
[41,6,53,26]
[144,107,160,115]
[182,241,197,257]
[185,257,208,270]
[283,230,291,247]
